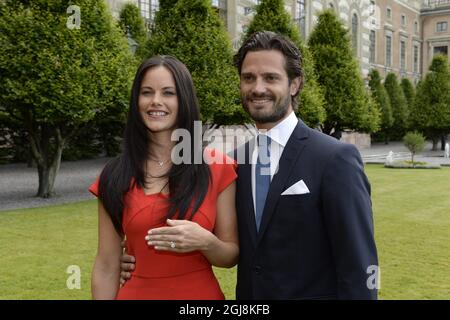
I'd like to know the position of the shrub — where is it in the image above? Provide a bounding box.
[403,131,426,166]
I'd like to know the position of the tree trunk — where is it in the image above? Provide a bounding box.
[37,164,51,198]
[331,130,342,140]
[48,139,63,194]
[441,135,447,151]
[25,114,65,198]
[322,122,336,136]
[27,157,34,168]
[432,137,439,151]
[36,142,63,198]
[27,148,34,168]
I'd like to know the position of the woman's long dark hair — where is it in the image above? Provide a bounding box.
[98,55,211,236]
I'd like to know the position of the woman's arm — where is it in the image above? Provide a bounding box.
[145,181,239,268]
[91,200,123,299]
[201,181,239,267]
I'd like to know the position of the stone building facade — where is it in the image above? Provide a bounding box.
[106,0,450,82]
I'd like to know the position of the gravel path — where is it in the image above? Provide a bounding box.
[1,140,449,212]
[0,157,111,212]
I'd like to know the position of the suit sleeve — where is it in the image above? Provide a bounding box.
[321,143,379,299]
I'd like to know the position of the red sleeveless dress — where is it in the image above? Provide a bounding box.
[89,150,237,300]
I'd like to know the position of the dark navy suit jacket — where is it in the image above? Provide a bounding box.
[233,120,378,300]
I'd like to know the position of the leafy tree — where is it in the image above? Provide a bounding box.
[0,0,135,197]
[308,10,380,135]
[146,0,245,125]
[242,0,326,128]
[368,69,393,143]
[384,73,408,140]
[403,131,426,165]
[411,55,450,150]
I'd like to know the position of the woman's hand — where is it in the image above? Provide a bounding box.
[144,181,238,268]
[145,219,215,253]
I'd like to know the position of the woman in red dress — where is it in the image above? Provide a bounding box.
[90,56,238,300]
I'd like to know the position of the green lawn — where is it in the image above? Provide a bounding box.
[0,164,449,300]
[368,165,450,299]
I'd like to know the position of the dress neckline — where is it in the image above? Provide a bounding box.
[139,186,169,198]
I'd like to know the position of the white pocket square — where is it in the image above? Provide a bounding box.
[281,179,310,195]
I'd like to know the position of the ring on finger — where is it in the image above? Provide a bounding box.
[170,241,176,249]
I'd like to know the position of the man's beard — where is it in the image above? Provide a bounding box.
[242,93,291,124]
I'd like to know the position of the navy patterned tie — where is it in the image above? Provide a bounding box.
[255,134,271,232]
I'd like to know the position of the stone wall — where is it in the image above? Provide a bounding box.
[341,131,371,149]
[204,124,371,153]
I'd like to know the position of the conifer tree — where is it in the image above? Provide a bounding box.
[119,3,147,57]
[411,55,450,150]
[308,10,380,135]
[368,69,393,143]
[384,73,408,139]
[400,77,415,130]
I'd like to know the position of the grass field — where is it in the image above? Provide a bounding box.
[0,164,449,300]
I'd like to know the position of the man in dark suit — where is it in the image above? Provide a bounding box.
[232,31,378,299]
[235,32,378,299]
[118,31,378,300]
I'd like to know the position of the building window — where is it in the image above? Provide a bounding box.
[414,21,419,34]
[139,0,150,20]
[434,46,448,56]
[401,14,406,26]
[370,30,376,63]
[370,0,375,15]
[413,45,419,73]
[246,0,260,7]
[244,0,260,15]
[386,35,392,67]
[138,0,159,22]
[400,40,406,71]
[436,21,448,32]
[386,8,392,20]
[296,0,306,40]
[244,7,253,15]
[212,0,227,28]
[150,0,159,21]
[352,13,358,54]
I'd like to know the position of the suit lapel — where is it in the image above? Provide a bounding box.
[256,121,309,244]
[237,138,258,245]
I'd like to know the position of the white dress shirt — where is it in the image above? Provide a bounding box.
[252,111,299,214]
